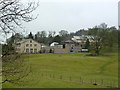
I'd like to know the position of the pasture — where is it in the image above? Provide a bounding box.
[3,52,118,88]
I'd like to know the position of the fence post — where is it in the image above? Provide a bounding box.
[80,77,81,82]
[81,78,83,83]
[95,79,96,84]
[91,79,92,84]
[101,79,103,85]
[110,82,113,87]
[110,81,112,88]
[113,81,115,88]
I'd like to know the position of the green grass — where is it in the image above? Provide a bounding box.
[3,52,118,88]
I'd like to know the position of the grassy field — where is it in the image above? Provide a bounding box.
[2,52,118,88]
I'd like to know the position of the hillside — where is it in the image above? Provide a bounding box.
[3,52,118,88]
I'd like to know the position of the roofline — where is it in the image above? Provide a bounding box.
[16,39,41,45]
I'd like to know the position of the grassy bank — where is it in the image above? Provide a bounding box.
[3,52,118,88]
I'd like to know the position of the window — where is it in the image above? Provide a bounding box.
[30,44,32,47]
[57,45,63,49]
[17,43,21,47]
[63,44,66,48]
[17,48,20,51]
[30,40,32,43]
[34,49,37,53]
[81,45,83,47]
[34,44,37,47]
[26,49,29,53]
[26,44,29,47]
[30,48,33,53]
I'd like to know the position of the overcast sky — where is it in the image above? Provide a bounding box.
[22,0,119,35]
[0,0,119,43]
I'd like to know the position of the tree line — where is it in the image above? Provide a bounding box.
[9,29,87,45]
[9,23,119,55]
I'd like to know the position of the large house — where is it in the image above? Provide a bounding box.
[14,39,42,53]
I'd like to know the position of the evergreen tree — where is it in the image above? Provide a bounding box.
[85,39,90,49]
[28,32,34,39]
[53,35,62,44]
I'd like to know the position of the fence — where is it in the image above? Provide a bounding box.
[39,72,118,88]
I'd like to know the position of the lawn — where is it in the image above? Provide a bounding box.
[2,52,118,88]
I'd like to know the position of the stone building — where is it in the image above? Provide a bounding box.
[14,39,41,53]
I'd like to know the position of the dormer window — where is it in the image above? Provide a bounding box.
[30,40,32,43]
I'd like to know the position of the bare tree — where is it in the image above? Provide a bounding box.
[48,31,56,37]
[88,23,108,55]
[47,31,56,45]
[2,53,31,84]
[0,0,39,84]
[59,30,68,36]
[40,31,47,38]
[0,0,39,34]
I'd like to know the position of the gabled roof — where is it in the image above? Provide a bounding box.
[16,39,41,45]
[61,40,75,44]
[16,39,32,44]
[64,40,74,43]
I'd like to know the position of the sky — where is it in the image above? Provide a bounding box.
[118,1,120,26]
[0,0,119,43]
[22,0,119,35]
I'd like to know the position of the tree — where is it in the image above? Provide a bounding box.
[28,32,34,39]
[88,23,108,55]
[2,49,31,84]
[59,30,68,41]
[7,33,23,45]
[2,44,15,56]
[7,35,15,45]
[35,32,41,41]
[53,35,62,44]
[0,0,39,35]
[48,31,56,37]
[34,31,47,43]
[85,39,90,49]
[47,31,56,45]
[41,31,47,38]
[59,30,68,36]
[75,29,87,36]
[92,37,103,55]
[0,0,39,84]
[107,27,118,47]
[98,23,107,29]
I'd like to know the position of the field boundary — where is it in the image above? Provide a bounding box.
[40,72,118,88]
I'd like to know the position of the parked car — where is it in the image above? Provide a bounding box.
[81,49,89,52]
